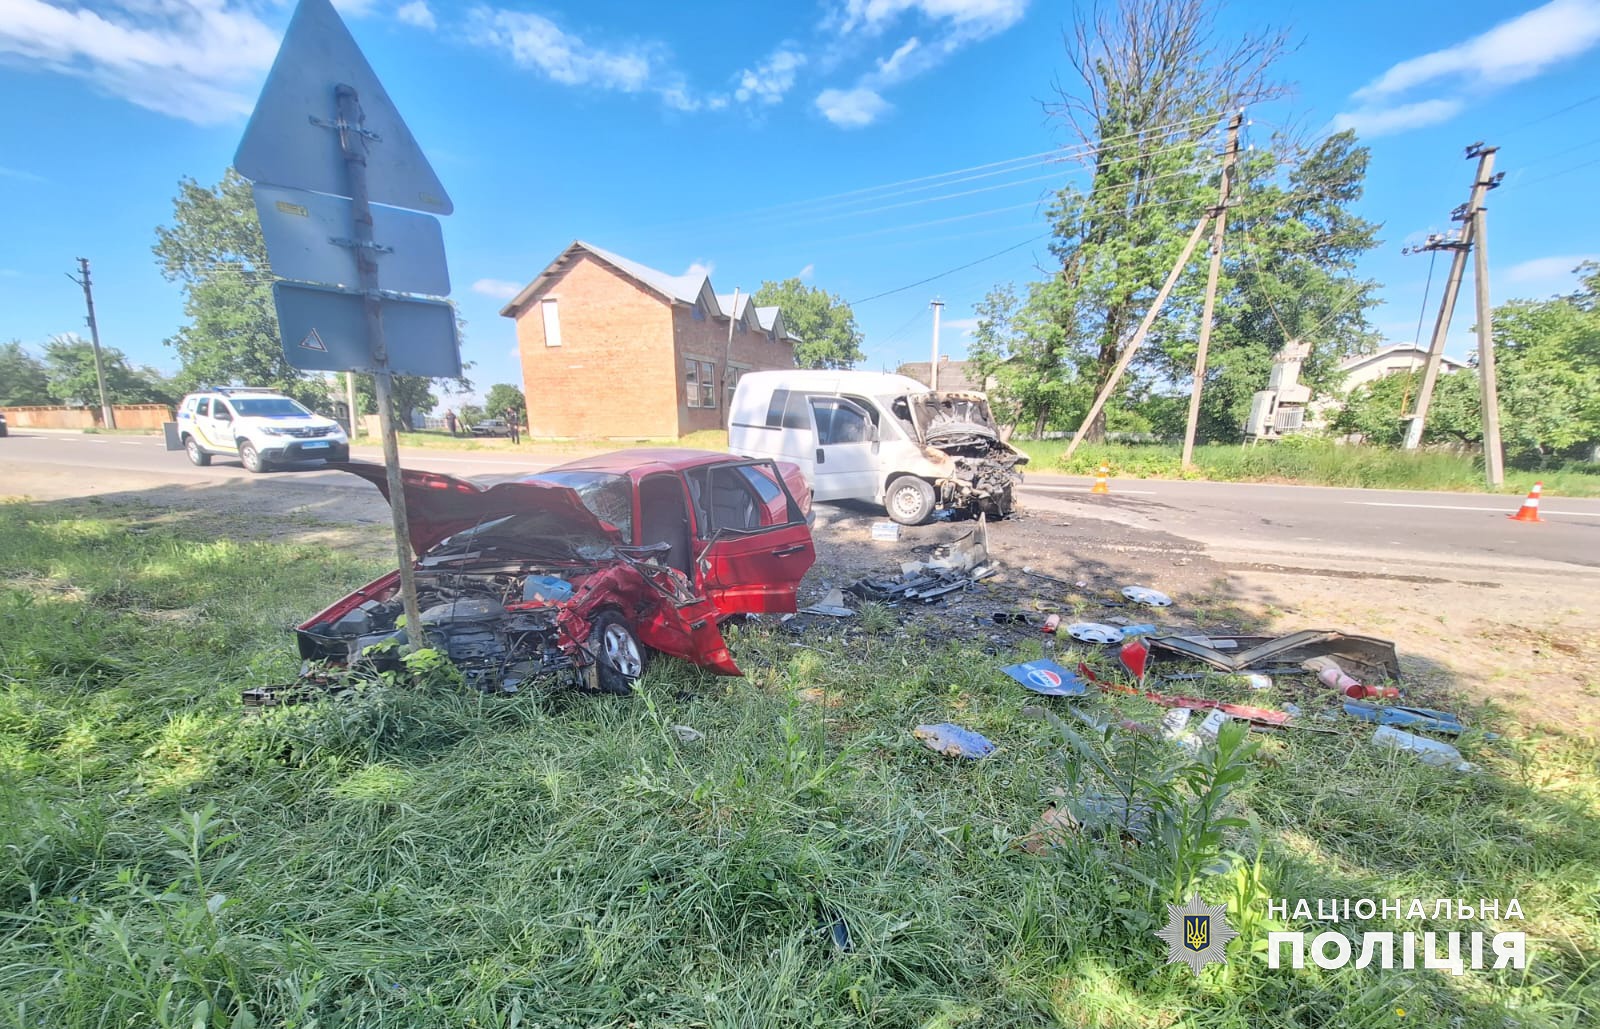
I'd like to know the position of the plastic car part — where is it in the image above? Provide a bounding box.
[1147,630,1402,682]
[1067,622,1124,645]
[1121,586,1172,607]
[912,723,996,759]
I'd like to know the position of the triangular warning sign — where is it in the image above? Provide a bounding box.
[234,0,452,215]
[299,328,329,352]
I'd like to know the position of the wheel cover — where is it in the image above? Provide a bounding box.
[602,623,643,677]
[890,483,924,519]
[186,439,200,455]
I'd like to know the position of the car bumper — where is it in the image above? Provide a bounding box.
[262,440,349,462]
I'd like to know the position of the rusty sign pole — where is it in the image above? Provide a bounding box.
[336,83,425,644]
[1181,110,1243,468]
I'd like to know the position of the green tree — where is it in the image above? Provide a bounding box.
[1490,261,1600,461]
[41,335,175,407]
[751,278,864,369]
[1037,0,1290,441]
[484,383,527,424]
[1333,370,1478,447]
[152,170,323,406]
[0,341,53,405]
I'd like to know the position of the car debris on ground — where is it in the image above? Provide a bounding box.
[913,722,997,759]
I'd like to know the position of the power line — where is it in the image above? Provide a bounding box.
[1498,92,1600,139]
[850,234,1051,305]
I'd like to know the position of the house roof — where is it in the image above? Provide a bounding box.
[500,242,801,342]
[1340,343,1469,373]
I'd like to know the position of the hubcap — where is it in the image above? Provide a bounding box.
[892,486,922,519]
[602,624,642,678]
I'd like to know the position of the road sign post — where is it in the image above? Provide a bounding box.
[335,83,426,643]
[236,0,463,653]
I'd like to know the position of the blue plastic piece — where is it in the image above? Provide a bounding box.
[913,723,997,759]
[1003,659,1089,697]
[1119,624,1158,637]
[1342,701,1465,735]
[523,574,574,604]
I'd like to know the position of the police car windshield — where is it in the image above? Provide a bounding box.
[229,397,312,418]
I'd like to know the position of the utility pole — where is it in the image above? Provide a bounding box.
[929,299,944,390]
[1181,110,1243,468]
[1403,144,1501,452]
[345,371,361,437]
[67,258,116,429]
[721,286,740,428]
[1470,163,1504,488]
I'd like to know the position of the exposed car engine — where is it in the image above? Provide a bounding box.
[917,400,1027,520]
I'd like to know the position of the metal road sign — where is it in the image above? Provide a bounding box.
[273,282,461,378]
[235,0,452,215]
[254,184,451,297]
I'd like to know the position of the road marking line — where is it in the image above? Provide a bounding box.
[1352,501,1600,518]
[1022,484,1158,495]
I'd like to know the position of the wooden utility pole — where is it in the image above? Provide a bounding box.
[68,258,116,429]
[929,299,944,389]
[1181,110,1243,467]
[1404,144,1499,452]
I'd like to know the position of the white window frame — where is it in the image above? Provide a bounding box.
[540,298,562,348]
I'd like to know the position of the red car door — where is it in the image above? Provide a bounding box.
[691,459,816,614]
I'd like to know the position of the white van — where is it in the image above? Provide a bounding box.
[728,370,1027,525]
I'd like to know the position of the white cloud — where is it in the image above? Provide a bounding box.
[472,278,523,300]
[814,1,1028,127]
[942,316,979,335]
[734,47,807,104]
[1356,0,1600,99]
[1504,254,1599,286]
[331,0,380,15]
[681,260,715,279]
[469,9,655,91]
[396,1,436,32]
[0,0,278,124]
[816,86,891,127]
[1332,1,1600,137]
[837,0,1029,38]
[798,263,815,280]
[1329,99,1464,137]
[0,165,47,183]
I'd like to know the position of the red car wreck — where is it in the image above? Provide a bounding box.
[268,449,816,701]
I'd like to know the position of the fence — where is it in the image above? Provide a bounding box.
[1,404,174,430]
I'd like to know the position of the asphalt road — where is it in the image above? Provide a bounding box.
[3,430,1595,574]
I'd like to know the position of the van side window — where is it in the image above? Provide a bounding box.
[196,398,210,417]
[813,399,869,445]
[781,391,811,429]
[765,389,789,428]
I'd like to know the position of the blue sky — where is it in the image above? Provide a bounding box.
[2,0,1598,409]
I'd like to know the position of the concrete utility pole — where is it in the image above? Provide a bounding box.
[68,258,116,429]
[1470,164,1504,488]
[929,299,944,390]
[1403,144,1501,453]
[1181,110,1244,468]
[345,371,361,437]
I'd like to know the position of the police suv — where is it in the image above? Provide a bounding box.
[176,386,349,473]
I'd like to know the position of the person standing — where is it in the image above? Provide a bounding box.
[444,409,458,436]
[504,406,521,445]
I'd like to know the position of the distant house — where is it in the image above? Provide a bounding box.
[500,241,800,438]
[1339,343,1468,392]
[895,358,996,394]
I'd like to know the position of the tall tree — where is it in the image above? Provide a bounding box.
[484,383,527,424]
[42,334,174,406]
[1040,0,1289,440]
[751,278,864,369]
[152,171,320,406]
[0,341,53,406]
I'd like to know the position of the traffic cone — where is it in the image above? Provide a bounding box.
[1508,482,1543,523]
[1091,463,1111,494]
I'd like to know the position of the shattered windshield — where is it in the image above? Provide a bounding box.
[913,394,1000,441]
[524,470,634,540]
[422,513,591,562]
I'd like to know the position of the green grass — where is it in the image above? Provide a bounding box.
[1016,439,1600,497]
[0,500,1597,1027]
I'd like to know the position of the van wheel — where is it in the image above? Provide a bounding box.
[239,441,268,473]
[886,475,936,525]
[184,436,211,466]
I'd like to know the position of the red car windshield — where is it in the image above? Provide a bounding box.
[525,470,634,539]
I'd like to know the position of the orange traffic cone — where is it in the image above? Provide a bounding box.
[1508,482,1543,523]
[1091,463,1111,494]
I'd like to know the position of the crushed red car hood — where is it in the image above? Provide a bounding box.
[333,462,623,555]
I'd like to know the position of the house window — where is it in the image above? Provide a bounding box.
[726,367,743,408]
[686,359,700,408]
[540,299,562,347]
[692,301,705,321]
[700,360,717,409]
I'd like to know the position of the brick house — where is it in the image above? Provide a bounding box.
[500,241,800,438]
